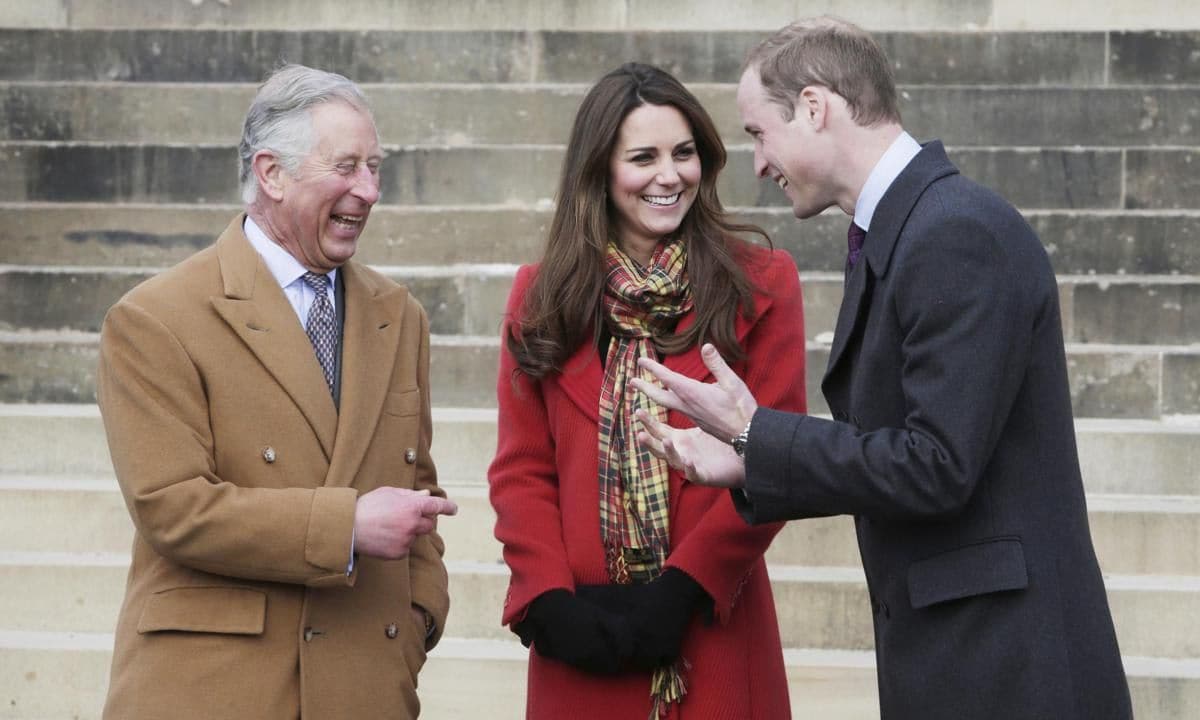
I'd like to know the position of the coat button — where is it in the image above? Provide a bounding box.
[833,412,848,422]
[303,627,315,642]
[385,623,399,639]
[404,448,417,464]
[262,447,277,463]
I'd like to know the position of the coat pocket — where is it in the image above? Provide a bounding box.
[136,586,267,635]
[907,537,1028,609]
[382,388,421,417]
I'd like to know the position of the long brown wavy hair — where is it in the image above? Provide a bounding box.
[509,62,767,378]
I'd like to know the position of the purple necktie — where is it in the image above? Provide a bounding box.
[847,222,867,270]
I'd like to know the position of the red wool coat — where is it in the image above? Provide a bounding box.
[488,243,807,719]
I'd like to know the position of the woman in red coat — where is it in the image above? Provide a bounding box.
[488,63,807,719]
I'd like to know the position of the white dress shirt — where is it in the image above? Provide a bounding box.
[852,131,922,232]
[243,216,337,327]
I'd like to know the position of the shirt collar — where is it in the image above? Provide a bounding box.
[853,131,922,232]
[243,216,337,289]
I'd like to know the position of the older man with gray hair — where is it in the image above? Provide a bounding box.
[97,63,456,719]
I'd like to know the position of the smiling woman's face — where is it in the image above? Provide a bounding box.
[607,102,701,260]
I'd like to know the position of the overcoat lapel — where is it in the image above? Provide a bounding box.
[210,216,338,460]
[324,262,407,488]
[822,141,960,391]
[822,260,872,390]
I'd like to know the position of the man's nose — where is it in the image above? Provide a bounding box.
[753,146,768,179]
[354,166,381,205]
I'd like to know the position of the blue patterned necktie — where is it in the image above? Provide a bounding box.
[302,272,336,395]
[847,222,867,270]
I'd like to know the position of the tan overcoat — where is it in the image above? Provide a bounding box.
[97,215,449,719]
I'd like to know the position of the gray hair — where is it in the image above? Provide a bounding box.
[238,64,375,204]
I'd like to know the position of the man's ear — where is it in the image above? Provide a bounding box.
[251,150,286,202]
[795,86,828,128]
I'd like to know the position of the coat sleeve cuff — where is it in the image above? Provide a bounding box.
[304,486,359,587]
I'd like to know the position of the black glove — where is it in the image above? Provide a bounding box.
[514,589,634,674]
[625,568,708,670]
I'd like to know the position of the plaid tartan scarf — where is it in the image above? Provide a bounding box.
[597,238,693,717]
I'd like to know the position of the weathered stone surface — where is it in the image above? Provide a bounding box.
[1066,349,1162,419]
[949,147,1123,210]
[0,84,252,143]
[0,29,1107,85]
[1110,31,1200,84]
[0,339,99,403]
[0,270,147,333]
[60,0,624,32]
[1164,353,1200,416]
[0,205,550,268]
[6,337,1193,419]
[1071,280,1200,344]
[0,144,237,203]
[903,87,1200,148]
[9,84,1197,150]
[877,31,1105,85]
[6,205,1198,277]
[16,266,1199,347]
[2,143,1138,209]
[1126,150,1200,211]
[1032,212,1200,276]
[0,29,536,83]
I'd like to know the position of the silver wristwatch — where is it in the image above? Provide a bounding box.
[731,416,753,457]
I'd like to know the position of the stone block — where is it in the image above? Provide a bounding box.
[371,86,582,146]
[0,407,110,475]
[1110,31,1200,85]
[0,339,99,403]
[0,144,237,203]
[0,143,1133,209]
[536,31,761,83]
[0,29,1110,85]
[1077,420,1200,496]
[23,205,1200,278]
[0,84,249,143]
[0,645,111,720]
[1164,353,1200,416]
[1070,280,1200,345]
[991,1,1200,31]
[879,31,1105,85]
[903,88,1200,148]
[380,146,562,206]
[0,205,551,268]
[0,29,536,83]
[0,336,1190,419]
[1126,150,1200,211]
[948,148,1122,210]
[1031,212,1200,276]
[0,270,149,334]
[1066,348,1161,419]
[0,0,66,27]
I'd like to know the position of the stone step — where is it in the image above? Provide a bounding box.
[3,29,1194,85]
[9,1,1200,33]
[2,633,1197,720]
[5,204,1199,277]
[1,555,1197,661]
[6,142,1194,211]
[3,330,1200,417]
[4,476,1198,576]
[4,407,1197,493]
[4,264,1200,345]
[4,82,1199,149]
